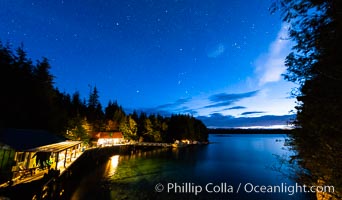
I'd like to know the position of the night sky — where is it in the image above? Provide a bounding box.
[0,0,297,128]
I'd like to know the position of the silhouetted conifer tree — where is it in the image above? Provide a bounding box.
[87,86,104,131]
[272,0,342,196]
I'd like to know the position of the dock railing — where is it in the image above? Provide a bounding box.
[133,142,172,147]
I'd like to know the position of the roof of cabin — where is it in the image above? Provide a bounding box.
[94,132,123,139]
[25,141,82,153]
[0,128,67,151]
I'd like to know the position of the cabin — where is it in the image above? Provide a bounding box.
[93,131,124,147]
[0,129,82,184]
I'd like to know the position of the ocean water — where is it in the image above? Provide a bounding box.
[70,134,316,200]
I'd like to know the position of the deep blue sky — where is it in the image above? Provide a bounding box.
[0,0,297,128]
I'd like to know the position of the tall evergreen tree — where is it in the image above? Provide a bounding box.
[87,86,104,131]
[32,57,57,130]
[104,100,126,131]
[131,110,139,124]
[0,41,15,128]
[15,43,33,78]
[71,91,87,118]
[272,0,342,196]
[119,115,138,140]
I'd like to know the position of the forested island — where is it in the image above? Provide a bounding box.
[0,42,208,144]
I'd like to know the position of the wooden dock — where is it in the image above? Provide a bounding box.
[1,142,172,188]
[132,142,172,147]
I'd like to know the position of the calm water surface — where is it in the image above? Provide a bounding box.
[71,134,315,200]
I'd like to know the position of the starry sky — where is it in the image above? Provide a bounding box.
[0,0,297,128]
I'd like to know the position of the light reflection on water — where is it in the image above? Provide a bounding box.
[71,134,316,200]
[105,155,119,178]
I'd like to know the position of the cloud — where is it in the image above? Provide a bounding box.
[207,43,225,58]
[224,106,246,110]
[197,114,296,128]
[209,90,259,102]
[204,90,259,109]
[155,98,190,110]
[240,111,266,116]
[256,24,292,85]
[204,101,236,109]
[130,98,194,116]
[230,106,247,110]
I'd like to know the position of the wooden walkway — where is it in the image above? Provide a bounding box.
[0,142,172,188]
[132,142,172,147]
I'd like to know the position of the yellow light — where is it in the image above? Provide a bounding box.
[105,155,119,177]
[98,138,105,146]
[111,155,119,167]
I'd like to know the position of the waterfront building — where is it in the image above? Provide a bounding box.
[93,132,124,147]
[0,129,82,185]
